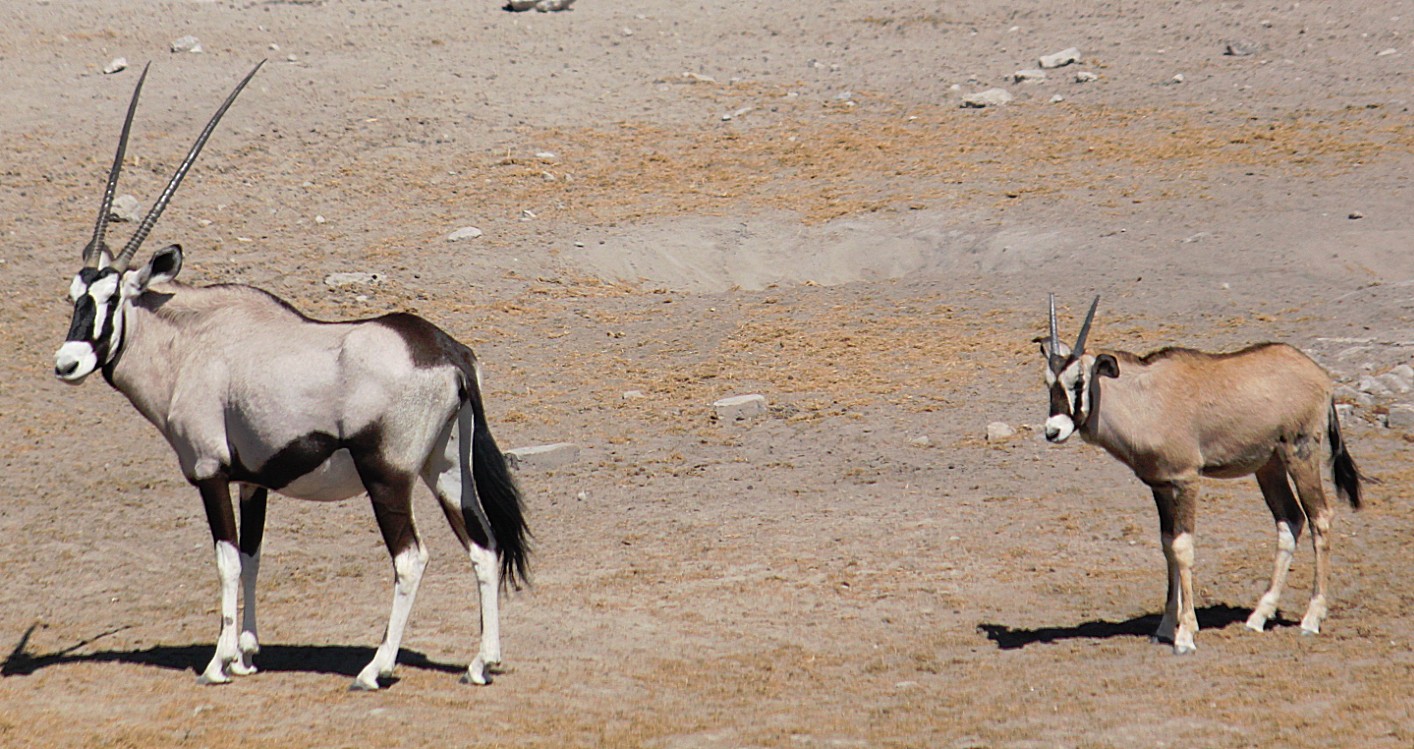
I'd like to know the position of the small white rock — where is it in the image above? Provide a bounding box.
[960,88,1013,108]
[1171,73,1186,84]
[314,215,327,224]
[109,194,142,223]
[1385,404,1414,430]
[1049,94,1065,103]
[1376,48,1398,57]
[1038,47,1082,69]
[171,36,204,54]
[909,435,933,448]
[536,0,576,10]
[1075,71,1099,83]
[1013,69,1047,83]
[713,394,768,422]
[323,272,381,287]
[520,209,537,221]
[986,422,1016,442]
[504,443,579,471]
[103,57,128,75]
[447,226,484,241]
[621,390,645,400]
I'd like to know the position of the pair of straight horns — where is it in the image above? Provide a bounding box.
[83,60,265,272]
[1048,293,1100,370]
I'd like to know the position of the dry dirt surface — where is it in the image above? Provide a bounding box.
[2,1,1412,747]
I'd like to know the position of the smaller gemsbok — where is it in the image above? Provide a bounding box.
[1039,294,1362,654]
[54,62,529,689]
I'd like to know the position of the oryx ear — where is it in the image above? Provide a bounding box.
[132,244,183,291]
[1095,353,1119,378]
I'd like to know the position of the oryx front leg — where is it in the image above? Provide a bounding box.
[1151,482,1200,654]
[353,474,427,691]
[196,479,242,685]
[232,485,267,676]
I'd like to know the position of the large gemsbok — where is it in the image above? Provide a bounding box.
[54,62,529,689]
[1039,294,1362,654]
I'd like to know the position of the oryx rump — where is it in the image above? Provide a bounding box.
[55,63,529,689]
[1039,294,1362,655]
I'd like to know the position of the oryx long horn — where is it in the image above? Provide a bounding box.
[85,62,151,268]
[1073,295,1101,356]
[112,60,265,271]
[1048,293,1060,353]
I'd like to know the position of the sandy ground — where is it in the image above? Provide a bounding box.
[2,1,1412,747]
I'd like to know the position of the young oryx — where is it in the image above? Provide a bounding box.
[53,62,529,689]
[1039,294,1362,655]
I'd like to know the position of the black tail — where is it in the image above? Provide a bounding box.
[1327,400,1363,510]
[462,386,530,588]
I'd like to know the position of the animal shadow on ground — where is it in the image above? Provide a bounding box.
[1,623,462,683]
[978,604,1296,650]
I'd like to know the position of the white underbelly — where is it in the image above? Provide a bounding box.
[278,448,366,501]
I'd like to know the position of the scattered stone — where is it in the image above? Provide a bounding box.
[621,390,645,401]
[1378,370,1413,394]
[1377,48,1398,57]
[1385,404,1414,430]
[1348,211,1364,220]
[102,57,128,75]
[1223,41,1260,56]
[1049,94,1065,103]
[1182,231,1210,243]
[109,194,142,223]
[1013,69,1047,83]
[1075,71,1099,83]
[535,151,558,161]
[909,435,933,448]
[722,105,756,121]
[713,394,767,422]
[504,443,579,471]
[1038,47,1081,69]
[170,35,204,54]
[314,215,327,224]
[960,88,1013,108]
[986,422,1017,442]
[1358,375,1391,397]
[323,272,381,287]
[535,0,576,10]
[1170,73,1186,84]
[447,226,484,241]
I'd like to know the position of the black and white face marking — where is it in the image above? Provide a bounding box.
[55,266,124,382]
[1044,354,1091,443]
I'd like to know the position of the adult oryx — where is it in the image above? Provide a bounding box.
[54,62,529,689]
[1038,295,1362,655]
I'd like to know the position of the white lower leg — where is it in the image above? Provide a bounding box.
[1154,534,1179,644]
[465,544,502,685]
[1246,522,1297,632]
[1301,516,1333,635]
[353,543,428,690]
[231,549,261,675]
[199,541,242,684]
[1171,532,1199,655]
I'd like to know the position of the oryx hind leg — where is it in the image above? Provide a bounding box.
[1246,456,1305,633]
[1282,440,1335,636]
[422,404,502,686]
[353,471,427,691]
[195,479,242,685]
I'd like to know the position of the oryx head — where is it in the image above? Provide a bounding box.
[1038,293,1117,443]
[55,62,262,383]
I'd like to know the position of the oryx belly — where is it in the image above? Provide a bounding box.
[276,448,364,501]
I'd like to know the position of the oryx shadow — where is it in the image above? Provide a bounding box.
[977,604,1297,650]
[2,623,462,680]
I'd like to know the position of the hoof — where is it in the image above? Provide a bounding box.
[1300,626,1320,637]
[1244,614,1267,633]
[196,671,231,686]
[349,678,382,692]
[462,656,500,686]
[1172,643,1197,656]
